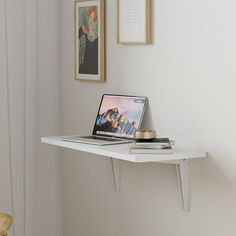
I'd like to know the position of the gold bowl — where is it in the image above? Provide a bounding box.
[135,130,156,140]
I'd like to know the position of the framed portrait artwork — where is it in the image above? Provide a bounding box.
[74,0,105,82]
[117,0,152,45]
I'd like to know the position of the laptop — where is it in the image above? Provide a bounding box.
[60,94,148,145]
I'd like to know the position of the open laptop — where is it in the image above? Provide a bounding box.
[60,94,148,145]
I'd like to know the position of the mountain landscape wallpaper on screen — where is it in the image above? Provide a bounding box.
[95,107,139,135]
[93,95,146,137]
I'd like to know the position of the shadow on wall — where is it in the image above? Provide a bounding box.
[141,103,155,130]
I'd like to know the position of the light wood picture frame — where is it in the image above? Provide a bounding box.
[74,0,105,82]
[117,0,152,45]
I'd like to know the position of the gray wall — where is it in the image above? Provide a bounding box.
[61,0,236,235]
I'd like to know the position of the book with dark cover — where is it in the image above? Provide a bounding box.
[135,138,170,144]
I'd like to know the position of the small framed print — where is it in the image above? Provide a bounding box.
[74,0,105,82]
[117,0,152,45]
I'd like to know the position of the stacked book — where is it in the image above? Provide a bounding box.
[130,138,174,154]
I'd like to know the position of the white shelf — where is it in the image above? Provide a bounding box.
[41,136,207,211]
[41,136,206,163]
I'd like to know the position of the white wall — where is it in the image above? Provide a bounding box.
[0,0,62,236]
[34,1,63,236]
[61,0,236,236]
[0,0,12,218]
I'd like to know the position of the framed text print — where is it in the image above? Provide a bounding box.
[74,0,105,82]
[117,0,152,45]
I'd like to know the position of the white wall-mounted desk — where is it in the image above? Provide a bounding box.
[41,136,207,212]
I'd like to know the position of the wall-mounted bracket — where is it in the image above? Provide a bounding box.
[111,158,191,211]
[111,158,120,193]
[176,159,190,212]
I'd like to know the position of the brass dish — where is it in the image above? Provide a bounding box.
[135,130,156,140]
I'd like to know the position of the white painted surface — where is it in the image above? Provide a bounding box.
[111,158,120,193]
[34,1,63,236]
[41,136,206,163]
[0,0,12,218]
[0,0,62,236]
[176,160,190,211]
[61,0,236,235]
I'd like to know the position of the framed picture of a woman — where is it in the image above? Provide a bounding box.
[74,0,105,82]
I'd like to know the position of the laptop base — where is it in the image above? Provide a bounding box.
[60,135,133,146]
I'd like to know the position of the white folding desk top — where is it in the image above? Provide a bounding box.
[41,136,206,163]
[41,136,207,212]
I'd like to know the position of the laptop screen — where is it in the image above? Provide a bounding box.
[93,94,147,139]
